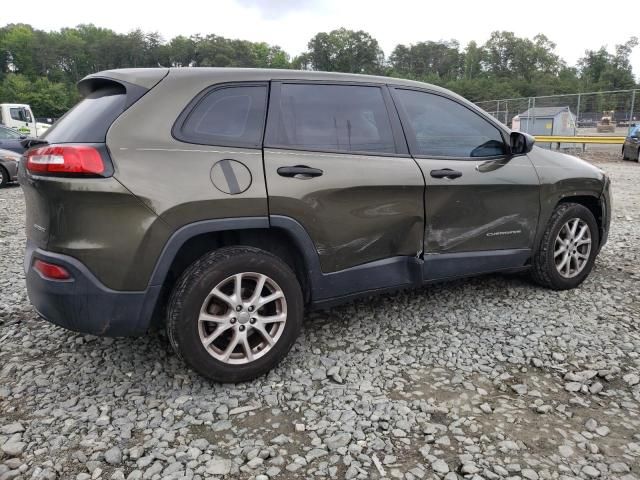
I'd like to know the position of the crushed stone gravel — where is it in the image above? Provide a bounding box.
[1,154,639,479]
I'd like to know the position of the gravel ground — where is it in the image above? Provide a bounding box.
[1,153,639,480]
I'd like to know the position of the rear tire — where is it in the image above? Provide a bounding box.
[0,166,8,188]
[531,203,599,290]
[167,246,304,383]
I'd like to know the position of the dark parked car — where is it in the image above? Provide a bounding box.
[0,147,20,187]
[622,126,640,161]
[0,124,31,154]
[20,68,611,382]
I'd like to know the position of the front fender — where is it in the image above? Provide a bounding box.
[528,147,607,252]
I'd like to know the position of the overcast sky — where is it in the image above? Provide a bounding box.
[6,0,640,79]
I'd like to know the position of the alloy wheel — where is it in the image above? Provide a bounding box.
[198,272,287,365]
[554,217,592,278]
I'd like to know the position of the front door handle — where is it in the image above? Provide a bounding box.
[430,168,462,179]
[277,165,324,179]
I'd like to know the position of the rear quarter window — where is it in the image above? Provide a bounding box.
[43,85,128,144]
[173,84,268,148]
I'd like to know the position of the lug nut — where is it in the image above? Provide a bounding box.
[250,318,256,324]
[239,325,245,331]
[248,306,254,312]
[230,317,237,324]
[236,305,242,312]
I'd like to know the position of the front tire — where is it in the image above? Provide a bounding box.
[531,203,599,290]
[623,145,632,161]
[0,166,8,188]
[167,246,304,383]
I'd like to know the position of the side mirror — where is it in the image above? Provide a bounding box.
[510,131,535,155]
[19,135,27,140]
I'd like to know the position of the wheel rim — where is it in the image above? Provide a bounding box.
[198,272,287,365]
[554,218,592,278]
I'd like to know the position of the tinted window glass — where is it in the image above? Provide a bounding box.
[43,85,127,143]
[0,126,20,139]
[10,108,23,121]
[271,84,396,154]
[177,86,267,147]
[395,89,506,158]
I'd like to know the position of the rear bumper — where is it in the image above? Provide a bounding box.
[599,177,612,250]
[24,242,160,337]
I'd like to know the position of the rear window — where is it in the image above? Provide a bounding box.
[42,85,127,143]
[173,85,268,148]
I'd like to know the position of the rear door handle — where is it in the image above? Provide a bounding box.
[430,168,462,179]
[277,165,323,179]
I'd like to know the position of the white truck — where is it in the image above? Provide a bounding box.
[0,103,51,138]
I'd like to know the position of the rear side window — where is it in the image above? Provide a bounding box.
[174,85,267,148]
[43,85,127,143]
[394,89,506,158]
[268,84,396,154]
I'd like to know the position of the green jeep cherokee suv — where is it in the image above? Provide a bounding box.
[20,68,611,382]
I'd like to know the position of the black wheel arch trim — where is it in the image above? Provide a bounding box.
[534,190,609,256]
[143,215,424,322]
[25,215,546,336]
[145,215,546,327]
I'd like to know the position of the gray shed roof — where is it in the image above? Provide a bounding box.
[518,106,573,118]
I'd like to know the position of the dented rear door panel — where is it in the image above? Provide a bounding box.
[264,149,425,272]
[416,155,540,253]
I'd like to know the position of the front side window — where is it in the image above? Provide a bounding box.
[0,126,20,139]
[175,85,267,147]
[395,89,507,158]
[9,107,32,122]
[10,108,24,121]
[270,84,396,154]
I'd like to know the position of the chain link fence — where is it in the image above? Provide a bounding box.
[476,89,639,137]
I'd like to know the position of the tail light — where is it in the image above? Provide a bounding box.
[33,259,72,280]
[26,145,106,176]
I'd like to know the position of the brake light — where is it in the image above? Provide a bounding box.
[27,145,105,175]
[33,259,72,280]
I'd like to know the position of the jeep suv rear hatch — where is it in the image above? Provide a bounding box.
[20,69,168,251]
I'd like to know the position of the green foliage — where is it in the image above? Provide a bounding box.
[305,28,384,74]
[0,74,77,117]
[0,23,637,117]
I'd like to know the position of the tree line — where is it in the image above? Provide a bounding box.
[0,23,637,117]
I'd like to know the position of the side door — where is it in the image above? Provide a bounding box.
[9,107,33,136]
[23,106,37,137]
[390,87,540,280]
[263,81,425,277]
